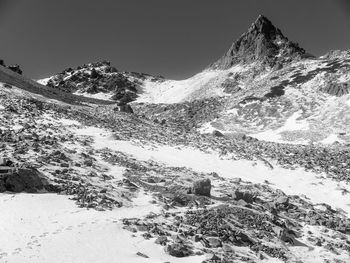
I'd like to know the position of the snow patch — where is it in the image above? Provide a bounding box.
[250,110,310,144]
[198,122,218,134]
[36,77,51,85]
[137,65,248,104]
[73,91,115,101]
[73,126,350,216]
[321,134,342,144]
[347,98,350,107]
[0,192,205,263]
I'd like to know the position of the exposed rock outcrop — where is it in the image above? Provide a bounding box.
[0,167,53,193]
[8,64,23,75]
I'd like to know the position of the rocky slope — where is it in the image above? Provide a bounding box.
[0,14,348,262]
[0,79,350,262]
[38,61,163,106]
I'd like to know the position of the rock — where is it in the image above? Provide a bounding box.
[115,103,134,114]
[212,130,224,137]
[136,225,148,232]
[155,236,168,245]
[90,68,100,79]
[275,196,289,206]
[192,178,211,197]
[222,243,234,252]
[136,252,149,258]
[192,234,202,242]
[3,168,49,193]
[205,253,221,261]
[236,199,249,207]
[0,179,6,192]
[124,226,137,233]
[164,242,192,257]
[206,237,222,248]
[321,82,349,96]
[233,189,255,203]
[7,64,22,75]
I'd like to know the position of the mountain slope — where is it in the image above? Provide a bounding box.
[1,77,350,262]
[1,14,350,261]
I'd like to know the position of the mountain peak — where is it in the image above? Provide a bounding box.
[210,15,312,69]
[250,15,279,35]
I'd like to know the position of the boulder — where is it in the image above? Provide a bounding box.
[275,196,289,206]
[205,237,222,248]
[7,64,22,75]
[164,242,192,257]
[192,178,211,197]
[136,252,149,258]
[2,168,50,193]
[155,236,168,245]
[90,68,100,79]
[233,189,255,203]
[115,103,134,114]
[212,130,224,137]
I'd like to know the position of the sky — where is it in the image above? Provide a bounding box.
[0,0,349,80]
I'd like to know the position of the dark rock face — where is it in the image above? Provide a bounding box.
[0,168,52,193]
[210,15,312,69]
[7,64,23,75]
[321,82,350,96]
[212,130,224,137]
[192,178,211,196]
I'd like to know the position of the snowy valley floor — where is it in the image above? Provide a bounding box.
[0,192,206,263]
[1,111,350,262]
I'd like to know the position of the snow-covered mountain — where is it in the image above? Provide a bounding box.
[37,16,350,144]
[1,14,348,262]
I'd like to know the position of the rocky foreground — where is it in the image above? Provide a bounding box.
[1,82,350,263]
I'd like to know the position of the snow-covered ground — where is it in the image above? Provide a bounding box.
[248,110,310,144]
[136,65,249,103]
[321,133,343,144]
[1,115,350,262]
[74,125,350,216]
[0,192,205,263]
[137,70,223,103]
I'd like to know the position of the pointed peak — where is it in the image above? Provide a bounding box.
[210,15,312,69]
[247,15,282,39]
[254,14,271,25]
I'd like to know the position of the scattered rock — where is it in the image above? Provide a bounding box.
[164,243,192,257]
[136,252,149,258]
[193,178,211,197]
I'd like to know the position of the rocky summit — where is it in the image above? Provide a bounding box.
[0,14,350,263]
[210,15,312,69]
